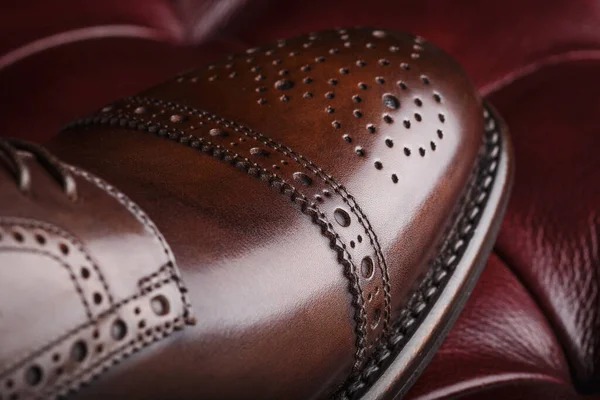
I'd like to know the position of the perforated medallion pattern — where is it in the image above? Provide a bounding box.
[176,28,447,176]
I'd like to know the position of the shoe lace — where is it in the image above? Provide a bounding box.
[0,138,77,201]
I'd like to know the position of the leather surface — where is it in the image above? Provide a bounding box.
[490,60,600,392]
[1,0,599,398]
[0,140,193,399]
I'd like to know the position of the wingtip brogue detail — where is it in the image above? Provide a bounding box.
[4,27,513,400]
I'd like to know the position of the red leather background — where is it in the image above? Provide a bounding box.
[1,0,599,397]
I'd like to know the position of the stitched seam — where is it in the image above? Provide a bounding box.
[336,105,503,399]
[0,247,92,320]
[63,112,371,372]
[65,114,367,368]
[43,315,182,400]
[0,217,114,308]
[129,95,392,336]
[66,165,194,323]
[0,263,176,380]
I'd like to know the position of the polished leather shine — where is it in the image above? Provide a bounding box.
[0,28,510,400]
[0,140,194,399]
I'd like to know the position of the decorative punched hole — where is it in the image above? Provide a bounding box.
[375,77,385,85]
[111,319,127,341]
[391,174,399,183]
[334,208,352,228]
[325,92,335,99]
[343,134,352,143]
[350,241,356,248]
[397,81,407,90]
[403,120,411,129]
[352,95,362,103]
[357,235,363,243]
[401,63,410,70]
[134,307,141,315]
[356,60,366,67]
[383,114,393,124]
[332,121,341,129]
[355,146,365,156]
[353,110,362,118]
[13,232,24,243]
[71,340,88,362]
[339,67,349,75]
[315,56,325,63]
[382,94,399,110]
[303,77,313,84]
[80,267,90,279]
[34,234,46,245]
[59,243,69,255]
[138,320,147,329]
[437,129,444,139]
[374,161,383,170]
[404,147,411,156]
[431,141,437,151]
[360,256,375,280]
[414,113,422,122]
[96,344,104,354]
[293,172,313,186]
[379,59,390,66]
[438,114,446,123]
[328,78,338,86]
[414,98,423,107]
[52,353,60,363]
[385,138,394,148]
[325,106,335,114]
[358,82,367,90]
[274,79,294,90]
[151,295,171,316]
[280,95,290,102]
[367,124,376,133]
[170,115,185,123]
[419,148,426,157]
[433,93,442,103]
[250,147,269,157]
[278,69,289,76]
[93,292,103,305]
[23,367,43,390]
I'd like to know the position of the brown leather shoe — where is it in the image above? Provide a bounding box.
[0,28,512,400]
